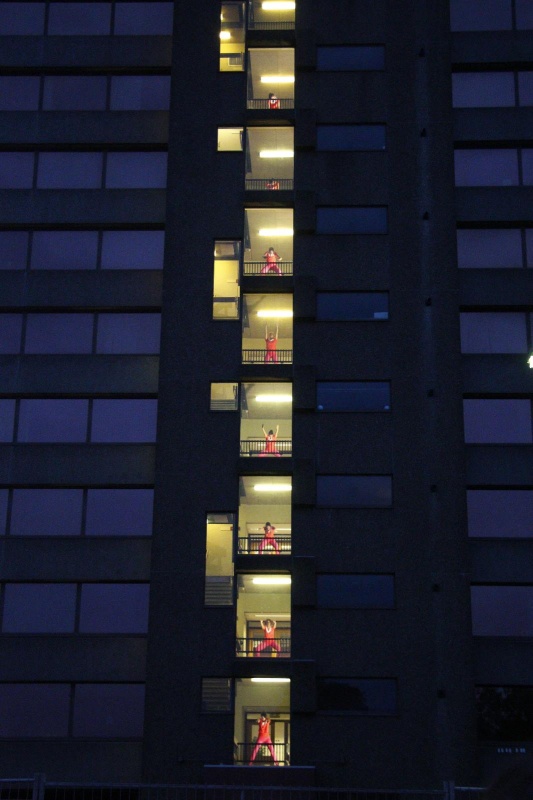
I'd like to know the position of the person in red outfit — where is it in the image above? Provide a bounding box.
[268,92,279,109]
[266,178,280,190]
[254,618,281,656]
[264,324,279,363]
[258,522,280,554]
[259,424,280,457]
[261,247,283,275]
[248,711,279,765]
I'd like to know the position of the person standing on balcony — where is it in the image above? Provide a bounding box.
[261,246,283,274]
[260,424,281,456]
[268,92,279,109]
[254,618,282,656]
[248,711,279,766]
[264,324,279,363]
[258,521,280,554]
[266,177,280,190]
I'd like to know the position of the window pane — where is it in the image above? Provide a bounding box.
[471,586,533,636]
[317,475,392,507]
[91,399,157,442]
[0,315,22,353]
[522,149,533,185]
[0,400,16,442]
[527,229,533,268]
[317,46,385,71]
[0,153,34,188]
[105,152,167,188]
[37,152,103,189]
[317,292,389,321]
[460,312,528,353]
[73,684,145,737]
[96,313,161,354]
[201,678,232,712]
[0,490,8,535]
[0,685,69,737]
[457,229,523,268]
[452,73,515,108]
[114,2,174,35]
[317,678,397,714]
[218,128,244,151]
[317,575,395,608]
[0,231,28,270]
[518,73,533,106]
[210,383,239,411]
[101,230,165,270]
[31,231,99,270]
[317,125,386,151]
[317,207,387,234]
[10,489,83,536]
[477,686,533,741]
[79,584,149,633]
[450,0,512,30]
[516,0,533,29]
[17,399,88,442]
[317,382,390,411]
[463,399,532,444]
[2,584,76,632]
[85,489,154,536]
[0,4,45,35]
[110,76,171,110]
[455,149,518,186]
[467,490,533,538]
[42,76,107,110]
[48,3,111,35]
[0,77,40,110]
[25,314,94,354]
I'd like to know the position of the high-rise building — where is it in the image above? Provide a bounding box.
[0,0,532,791]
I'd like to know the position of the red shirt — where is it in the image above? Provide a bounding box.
[266,337,277,351]
[257,718,271,739]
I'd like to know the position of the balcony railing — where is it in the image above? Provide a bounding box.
[247,99,295,110]
[234,741,290,765]
[240,439,292,457]
[245,178,293,191]
[242,349,292,364]
[243,260,293,276]
[238,534,292,554]
[236,637,291,657]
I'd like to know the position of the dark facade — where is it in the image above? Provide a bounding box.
[0,0,531,791]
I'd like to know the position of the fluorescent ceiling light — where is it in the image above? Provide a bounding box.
[529,354,533,368]
[254,394,292,403]
[252,576,291,585]
[262,1,296,10]
[258,228,293,237]
[253,484,292,492]
[250,677,291,683]
[219,30,231,39]
[256,310,293,318]
[259,150,294,159]
[260,75,295,84]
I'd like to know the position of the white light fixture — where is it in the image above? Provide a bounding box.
[252,576,291,585]
[257,310,293,318]
[260,75,295,84]
[259,149,294,159]
[258,228,293,237]
[254,394,292,403]
[219,30,231,40]
[250,677,291,683]
[262,1,296,10]
[529,354,533,369]
[253,484,292,492]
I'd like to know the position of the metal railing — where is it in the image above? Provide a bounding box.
[245,179,293,191]
[240,439,292,457]
[234,741,290,765]
[247,99,295,110]
[243,260,293,276]
[242,349,292,364]
[236,637,291,657]
[238,534,292,554]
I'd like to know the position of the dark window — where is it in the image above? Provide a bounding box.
[460,312,528,353]
[317,292,389,321]
[90,399,158,442]
[450,0,512,30]
[519,72,533,106]
[31,231,99,270]
[0,153,34,188]
[0,315,23,353]
[455,149,518,186]
[37,152,103,189]
[47,3,112,35]
[522,150,533,184]
[317,678,397,714]
[17,399,88,442]
[317,475,392,507]
[317,574,395,608]
[24,314,94,354]
[114,2,174,35]
[85,489,154,536]
[527,230,533,267]
[79,584,149,633]
[516,0,533,28]
[101,230,165,270]
[96,313,161,354]
[463,399,532,444]
[0,400,16,442]
[42,76,107,110]
[471,586,533,636]
[317,46,385,71]
[317,207,387,234]
[10,489,83,536]
[457,229,523,268]
[0,77,40,110]
[2,583,76,632]
[317,125,386,151]
[0,685,70,737]
[105,152,167,188]
[476,686,533,741]
[452,73,515,107]
[201,678,232,712]
[0,490,7,535]
[0,231,28,270]
[110,76,171,110]
[0,4,46,35]
[467,490,533,538]
[72,684,145,737]
[317,382,390,411]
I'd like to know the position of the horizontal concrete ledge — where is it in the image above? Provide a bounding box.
[204,765,316,786]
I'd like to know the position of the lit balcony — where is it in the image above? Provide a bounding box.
[234,740,290,765]
[242,293,293,365]
[238,532,292,554]
[240,438,292,456]
[247,0,296,30]
[240,382,292,457]
[220,2,246,71]
[236,635,291,657]
[245,128,294,192]
[247,48,295,109]
[244,207,293,277]
[243,259,293,276]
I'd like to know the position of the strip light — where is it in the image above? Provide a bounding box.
[259,150,294,158]
[253,484,292,492]
[257,310,293,318]
[219,30,231,40]
[260,76,295,84]
[254,394,292,402]
[252,576,291,585]
[258,228,293,237]
[262,1,296,10]
[250,677,291,683]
